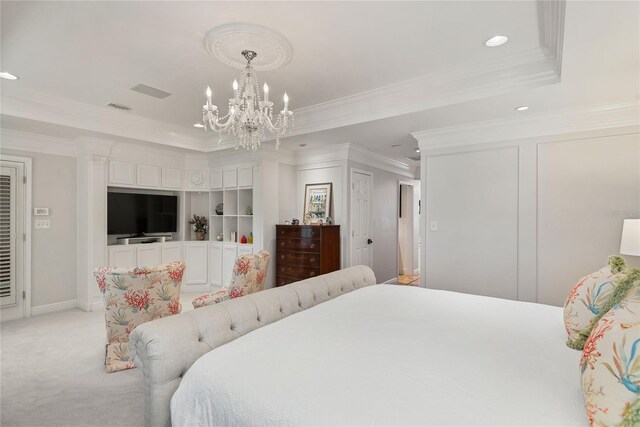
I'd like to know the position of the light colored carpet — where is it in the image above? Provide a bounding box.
[1,291,203,427]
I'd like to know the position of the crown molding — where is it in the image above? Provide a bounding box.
[537,0,566,76]
[1,88,209,152]
[412,100,640,151]
[0,128,79,157]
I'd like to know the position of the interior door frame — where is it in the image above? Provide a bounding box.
[0,154,32,320]
[397,180,417,281]
[349,167,373,268]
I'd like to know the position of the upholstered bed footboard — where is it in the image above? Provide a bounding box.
[129,265,377,427]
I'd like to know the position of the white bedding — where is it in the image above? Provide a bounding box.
[171,285,587,426]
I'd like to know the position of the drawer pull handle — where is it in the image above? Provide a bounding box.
[310,244,315,249]
[309,257,315,262]
[310,271,315,276]
[280,242,285,247]
[281,255,285,260]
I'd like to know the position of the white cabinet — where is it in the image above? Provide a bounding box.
[237,245,253,256]
[237,165,252,187]
[161,167,182,189]
[184,242,208,284]
[223,167,237,188]
[108,246,136,268]
[187,169,209,190]
[161,242,183,264]
[210,168,223,189]
[136,244,162,267]
[136,165,160,188]
[109,161,135,185]
[222,244,237,286]
[209,243,223,286]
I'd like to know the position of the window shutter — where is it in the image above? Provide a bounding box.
[0,166,17,306]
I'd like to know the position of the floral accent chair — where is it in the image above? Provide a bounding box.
[192,251,270,309]
[94,260,185,373]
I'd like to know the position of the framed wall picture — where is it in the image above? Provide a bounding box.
[304,182,332,224]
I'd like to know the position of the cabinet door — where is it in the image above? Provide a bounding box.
[184,243,208,284]
[161,167,183,189]
[237,245,253,256]
[222,245,237,286]
[161,243,183,264]
[209,243,223,286]
[108,246,136,268]
[210,168,223,189]
[136,245,162,267]
[237,165,252,187]
[109,161,135,185]
[187,170,209,190]
[137,165,160,188]
[223,167,237,188]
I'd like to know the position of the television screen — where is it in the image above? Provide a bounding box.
[108,192,178,235]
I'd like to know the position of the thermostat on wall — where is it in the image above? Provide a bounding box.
[34,208,49,216]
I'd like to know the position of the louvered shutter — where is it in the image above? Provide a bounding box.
[0,166,17,306]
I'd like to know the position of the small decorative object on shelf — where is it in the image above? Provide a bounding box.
[189,215,208,241]
[240,234,248,244]
[326,216,333,225]
[246,206,253,215]
[304,212,312,225]
[317,219,323,225]
[248,232,253,244]
[216,233,223,241]
[284,220,290,225]
[291,218,299,225]
[215,203,224,215]
[231,231,237,242]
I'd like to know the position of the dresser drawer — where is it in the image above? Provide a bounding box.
[277,238,320,252]
[277,227,321,239]
[275,275,297,287]
[277,252,320,267]
[277,264,321,279]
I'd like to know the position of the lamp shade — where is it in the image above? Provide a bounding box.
[620,219,640,256]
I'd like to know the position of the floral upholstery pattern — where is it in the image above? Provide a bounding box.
[564,256,627,349]
[192,251,270,308]
[95,260,185,373]
[580,293,640,426]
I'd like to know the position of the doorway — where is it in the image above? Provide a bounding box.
[0,155,31,321]
[397,181,420,286]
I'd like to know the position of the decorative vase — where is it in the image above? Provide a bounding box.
[195,231,206,241]
[248,232,253,244]
[246,206,253,215]
[240,235,247,244]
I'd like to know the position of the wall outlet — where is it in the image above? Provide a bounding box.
[35,220,51,229]
[430,221,438,232]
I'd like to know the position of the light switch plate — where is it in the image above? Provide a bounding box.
[430,221,438,232]
[34,208,49,216]
[35,220,51,229]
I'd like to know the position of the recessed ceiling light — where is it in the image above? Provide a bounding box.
[415,148,421,153]
[485,35,509,47]
[193,123,205,128]
[515,105,529,111]
[299,143,307,147]
[391,144,402,148]
[0,72,19,80]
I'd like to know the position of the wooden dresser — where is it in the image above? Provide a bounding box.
[275,225,341,286]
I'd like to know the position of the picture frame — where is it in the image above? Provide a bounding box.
[303,182,332,224]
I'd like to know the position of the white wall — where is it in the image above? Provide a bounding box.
[1,148,77,309]
[420,130,640,306]
[425,147,519,300]
[278,163,297,222]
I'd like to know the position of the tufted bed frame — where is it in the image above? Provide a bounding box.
[129,265,377,427]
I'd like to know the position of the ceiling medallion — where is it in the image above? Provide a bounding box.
[200,50,293,151]
[204,23,293,71]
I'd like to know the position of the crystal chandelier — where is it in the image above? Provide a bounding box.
[202,50,293,151]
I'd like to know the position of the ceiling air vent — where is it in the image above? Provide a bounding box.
[130,83,172,99]
[107,102,132,111]
[408,155,421,161]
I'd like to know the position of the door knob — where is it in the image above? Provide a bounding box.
[367,239,373,244]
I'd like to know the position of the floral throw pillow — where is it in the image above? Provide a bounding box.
[564,256,627,349]
[95,260,185,373]
[580,295,640,426]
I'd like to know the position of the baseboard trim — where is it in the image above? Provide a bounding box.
[31,299,78,316]
[76,298,103,312]
[182,284,214,292]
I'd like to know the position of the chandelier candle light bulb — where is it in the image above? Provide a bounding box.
[201,49,294,151]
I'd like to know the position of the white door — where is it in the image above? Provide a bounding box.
[209,243,222,286]
[0,161,26,320]
[108,246,136,268]
[184,243,208,284]
[351,170,373,268]
[136,245,161,267]
[222,245,237,286]
[161,243,183,264]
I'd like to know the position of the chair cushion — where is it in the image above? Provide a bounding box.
[192,289,230,308]
[580,294,640,426]
[95,260,185,373]
[564,256,627,349]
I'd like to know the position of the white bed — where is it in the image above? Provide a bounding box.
[170,285,587,426]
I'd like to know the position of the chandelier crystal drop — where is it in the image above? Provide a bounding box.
[202,50,293,151]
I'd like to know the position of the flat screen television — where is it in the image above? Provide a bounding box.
[108,192,178,235]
